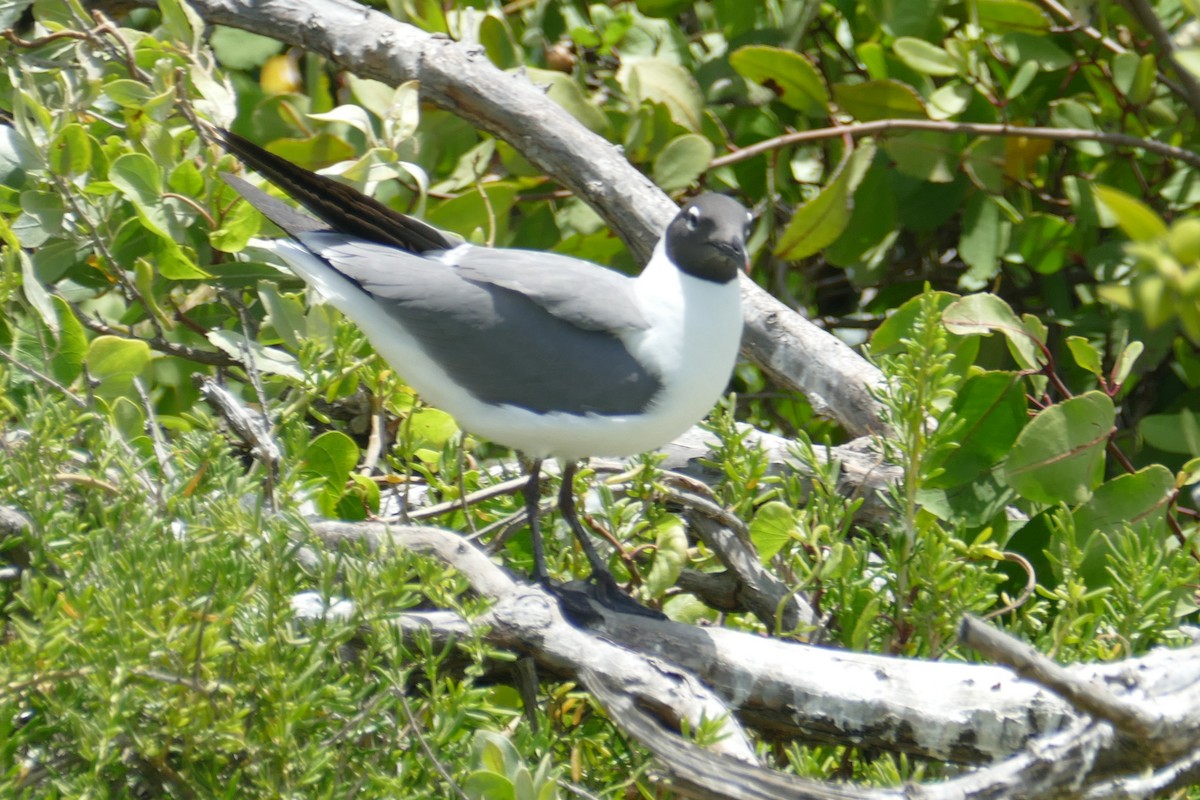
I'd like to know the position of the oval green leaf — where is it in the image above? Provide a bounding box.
[893,37,959,76]
[1073,465,1174,537]
[834,79,927,121]
[85,335,151,392]
[302,430,359,484]
[1093,185,1168,242]
[617,57,705,131]
[749,500,796,562]
[730,45,829,117]
[644,515,688,597]
[1005,391,1115,505]
[652,133,715,193]
[977,0,1050,33]
[943,292,1045,370]
[927,371,1028,487]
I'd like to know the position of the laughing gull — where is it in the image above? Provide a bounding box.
[214,128,751,613]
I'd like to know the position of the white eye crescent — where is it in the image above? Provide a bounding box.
[686,206,701,229]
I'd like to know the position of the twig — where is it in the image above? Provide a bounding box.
[982,551,1037,620]
[958,615,1162,741]
[73,308,239,367]
[406,474,529,521]
[709,119,1200,171]
[0,347,87,408]
[394,689,471,800]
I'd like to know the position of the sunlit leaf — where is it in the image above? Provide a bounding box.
[1093,185,1168,241]
[1005,391,1115,504]
[729,45,829,117]
[644,515,688,597]
[834,79,926,121]
[749,501,796,562]
[652,133,715,192]
[893,37,959,76]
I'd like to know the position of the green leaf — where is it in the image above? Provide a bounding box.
[49,295,87,385]
[257,281,307,351]
[652,133,715,193]
[18,247,57,334]
[1065,336,1103,376]
[1178,457,1200,487]
[870,290,960,355]
[1049,99,1104,156]
[962,137,1006,193]
[893,37,959,76]
[1011,212,1073,274]
[1178,47,1200,83]
[15,190,64,246]
[104,79,156,109]
[1006,60,1039,100]
[1005,391,1115,504]
[48,124,92,176]
[644,515,688,597]
[883,131,957,182]
[776,144,874,260]
[977,0,1050,33]
[154,237,210,280]
[958,193,1008,284]
[927,371,1028,487]
[834,79,927,121]
[636,0,695,16]
[109,152,171,238]
[308,104,375,139]
[464,771,515,800]
[1001,32,1072,70]
[407,407,459,453]
[943,292,1045,369]
[749,501,796,562]
[208,25,284,70]
[210,192,264,252]
[85,335,152,394]
[918,471,1015,528]
[865,0,944,38]
[1139,411,1200,455]
[1073,465,1174,537]
[729,45,829,117]
[617,57,705,130]
[928,82,974,119]
[1093,185,1168,241]
[302,430,359,484]
[1112,340,1143,386]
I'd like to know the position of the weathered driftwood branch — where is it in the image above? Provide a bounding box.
[303,517,1200,798]
[142,0,888,437]
[305,518,759,763]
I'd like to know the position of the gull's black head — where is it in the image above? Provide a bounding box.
[664,194,753,284]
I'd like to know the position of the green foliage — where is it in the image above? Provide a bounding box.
[3,0,1200,795]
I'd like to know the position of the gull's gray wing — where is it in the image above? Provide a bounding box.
[445,246,651,333]
[296,233,663,416]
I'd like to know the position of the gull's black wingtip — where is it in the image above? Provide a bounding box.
[212,126,456,253]
[219,171,329,239]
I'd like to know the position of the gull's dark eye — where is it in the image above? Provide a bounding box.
[686,206,701,230]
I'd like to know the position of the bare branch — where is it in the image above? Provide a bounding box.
[959,615,1162,741]
[307,520,761,763]
[710,119,1200,171]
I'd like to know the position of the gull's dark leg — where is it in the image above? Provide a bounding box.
[558,463,663,620]
[558,461,613,580]
[524,459,548,582]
